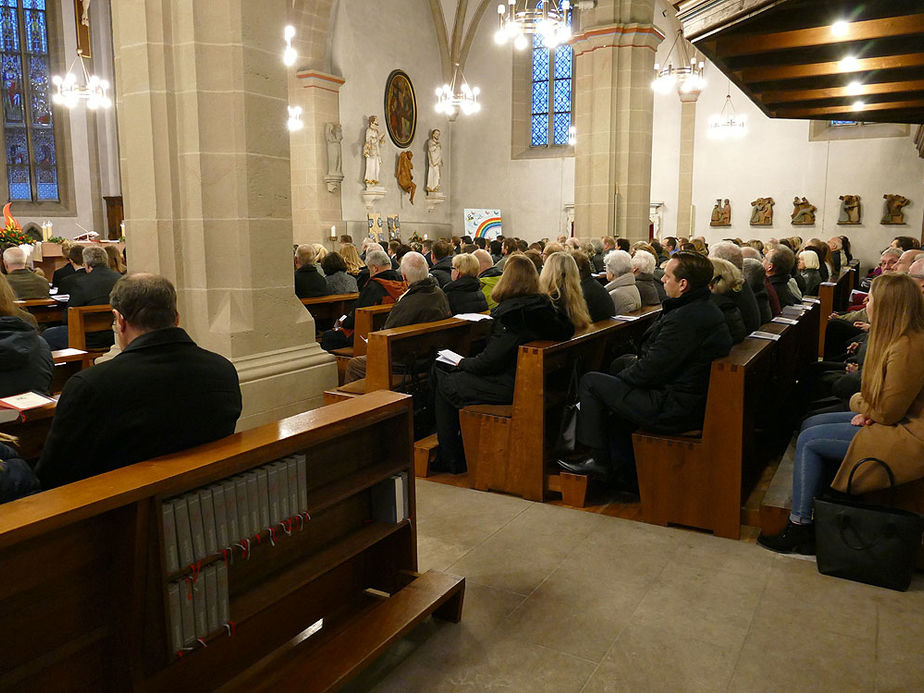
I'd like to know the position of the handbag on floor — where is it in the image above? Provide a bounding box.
[552,358,581,456]
[814,457,924,591]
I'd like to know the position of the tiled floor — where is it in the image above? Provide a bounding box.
[346,480,924,692]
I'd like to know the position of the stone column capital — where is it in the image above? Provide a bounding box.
[678,91,701,103]
[570,23,664,56]
[296,70,346,93]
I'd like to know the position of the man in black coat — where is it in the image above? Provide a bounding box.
[36,274,242,489]
[764,245,799,308]
[558,252,732,491]
[294,243,329,298]
[54,244,87,293]
[42,245,122,350]
[428,239,454,287]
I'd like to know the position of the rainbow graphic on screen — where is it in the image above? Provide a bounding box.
[464,209,502,240]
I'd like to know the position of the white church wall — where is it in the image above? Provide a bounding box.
[331,0,454,242]
[449,8,575,242]
[690,70,924,272]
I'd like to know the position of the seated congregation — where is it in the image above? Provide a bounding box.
[3,231,924,550]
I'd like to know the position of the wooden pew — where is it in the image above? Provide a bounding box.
[51,348,89,393]
[15,298,64,326]
[323,317,493,405]
[329,304,394,385]
[301,293,358,334]
[816,266,856,358]
[67,304,114,362]
[0,390,464,690]
[458,307,662,502]
[0,400,56,460]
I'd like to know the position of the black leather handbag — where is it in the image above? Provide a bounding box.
[553,359,582,456]
[815,458,924,591]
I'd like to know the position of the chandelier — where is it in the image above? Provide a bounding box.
[651,30,705,95]
[494,0,572,51]
[435,64,481,117]
[282,25,297,67]
[708,85,746,139]
[52,53,112,110]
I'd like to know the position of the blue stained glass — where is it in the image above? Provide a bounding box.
[0,1,18,8]
[28,55,50,124]
[8,166,29,200]
[5,126,24,163]
[554,45,572,79]
[552,113,570,145]
[553,78,571,113]
[532,52,549,82]
[531,114,548,146]
[24,10,47,54]
[532,81,548,113]
[0,6,18,52]
[23,1,47,10]
[2,54,25,125]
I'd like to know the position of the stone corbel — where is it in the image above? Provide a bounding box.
[425,191,446,213]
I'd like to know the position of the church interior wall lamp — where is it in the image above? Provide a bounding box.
[652,29,706,96]
[494,0,574,51]
[435,63,480,117]
[52,52,111,110]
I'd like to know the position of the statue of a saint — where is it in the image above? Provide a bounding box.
[396,151,416,204]
[721,199,732,225]
[363,115,385,188]
[426,129,442,193]
[325,122,343,177]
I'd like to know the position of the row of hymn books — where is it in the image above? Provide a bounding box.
[160,451,409,655]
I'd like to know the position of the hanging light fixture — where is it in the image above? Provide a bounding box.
[652,29,705,95]
[435,63,481,117]
[283,25,297,66]
[708,82,746,140]
[52,53,112,110]
[494,1,572,51]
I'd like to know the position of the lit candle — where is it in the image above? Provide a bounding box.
[424,233,429,240]
[120,221,125,239]
[330,224,336,239]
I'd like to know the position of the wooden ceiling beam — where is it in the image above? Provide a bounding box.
[736,52,924,83]
[758,79,924,104]
[716,13,924,57]
[773,98,924,118]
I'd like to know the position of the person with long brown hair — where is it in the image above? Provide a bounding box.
[759,272,924,554]
[430,255,574,474]
[104,244,127,274]
[0,273,53,396]
[539,251,590,332]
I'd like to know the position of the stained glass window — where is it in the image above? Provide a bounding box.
[530,12,573,147]
[0,0,57,202]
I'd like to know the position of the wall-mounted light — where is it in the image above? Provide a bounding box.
[287,105,303,131]
[283,25,297,66]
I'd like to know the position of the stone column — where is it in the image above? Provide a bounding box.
[289,70,345,245]
[572,0,662,241]
[676,92,698,237]
[111,0,337,429]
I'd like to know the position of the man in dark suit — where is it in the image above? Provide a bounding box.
[36,274,242,489]
[55,244,87,293]
[42,245,122,350]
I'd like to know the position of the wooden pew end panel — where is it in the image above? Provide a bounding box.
[459,406,513,492]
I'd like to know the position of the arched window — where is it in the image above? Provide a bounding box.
[530,32,572,147]
[0,0,58,202]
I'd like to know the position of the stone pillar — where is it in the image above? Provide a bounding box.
[289,70,345,245]
[572,0,662,241]
[676,93,698,237]
[111,0,337,429]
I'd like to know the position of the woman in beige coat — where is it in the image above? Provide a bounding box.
[758,272,924,554]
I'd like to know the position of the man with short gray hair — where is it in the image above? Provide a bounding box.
[294,243,329,298]
[42,244,123,350]
[344,252,451,382]
[2,246,49,299]
[319,247,406,352]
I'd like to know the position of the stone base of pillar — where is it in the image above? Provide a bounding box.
[361,187,386,210]
[426,191,446,213]
[234,343,338,430]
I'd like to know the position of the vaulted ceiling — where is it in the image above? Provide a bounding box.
[673,0,924,124]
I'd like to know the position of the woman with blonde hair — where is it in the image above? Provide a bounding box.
[539,252,590,332]
[444,253,488,314]
[708,257,746,343]
[0,274,53,396]
[313,244,328,264]
[339,244,363,275]
[430,255,574,474]
[759,272,924,553]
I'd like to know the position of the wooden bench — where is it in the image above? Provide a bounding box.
[15,298,64,326]
[67,304,114,363]
[0,399,56,460]
[301,293,358,335]
[323,317,493,406]
[458,308,662,502]
[329,304,394,385]
[816,266,856,358]
[51,348,89,393]
[0,390,464,690]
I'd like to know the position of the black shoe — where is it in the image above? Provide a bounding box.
[429,456,466,475]
[555,456,613,482]
[757,521,816,555]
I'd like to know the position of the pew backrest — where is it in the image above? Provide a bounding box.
[352,304,394,357]
[15,298,64,325]
[301,293,358,330]
[816,266,855,357]
[67,304,113,351]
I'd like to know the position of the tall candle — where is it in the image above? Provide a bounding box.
[330,225,336,239]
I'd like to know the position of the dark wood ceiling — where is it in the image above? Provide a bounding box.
[673,0,924,124]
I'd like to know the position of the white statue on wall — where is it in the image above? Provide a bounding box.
[362,115,385,189]
[426,129,442,193]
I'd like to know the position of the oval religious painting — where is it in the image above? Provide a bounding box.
[384,70,417,148]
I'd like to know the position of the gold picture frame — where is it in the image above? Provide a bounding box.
[383,69,416,149]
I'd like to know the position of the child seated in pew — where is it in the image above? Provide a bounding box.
[758,273,924,554]
[430,255,575,474]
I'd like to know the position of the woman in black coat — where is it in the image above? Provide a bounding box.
[0,275,53,397]
[442,253,488,315]
[431,256,574,473]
